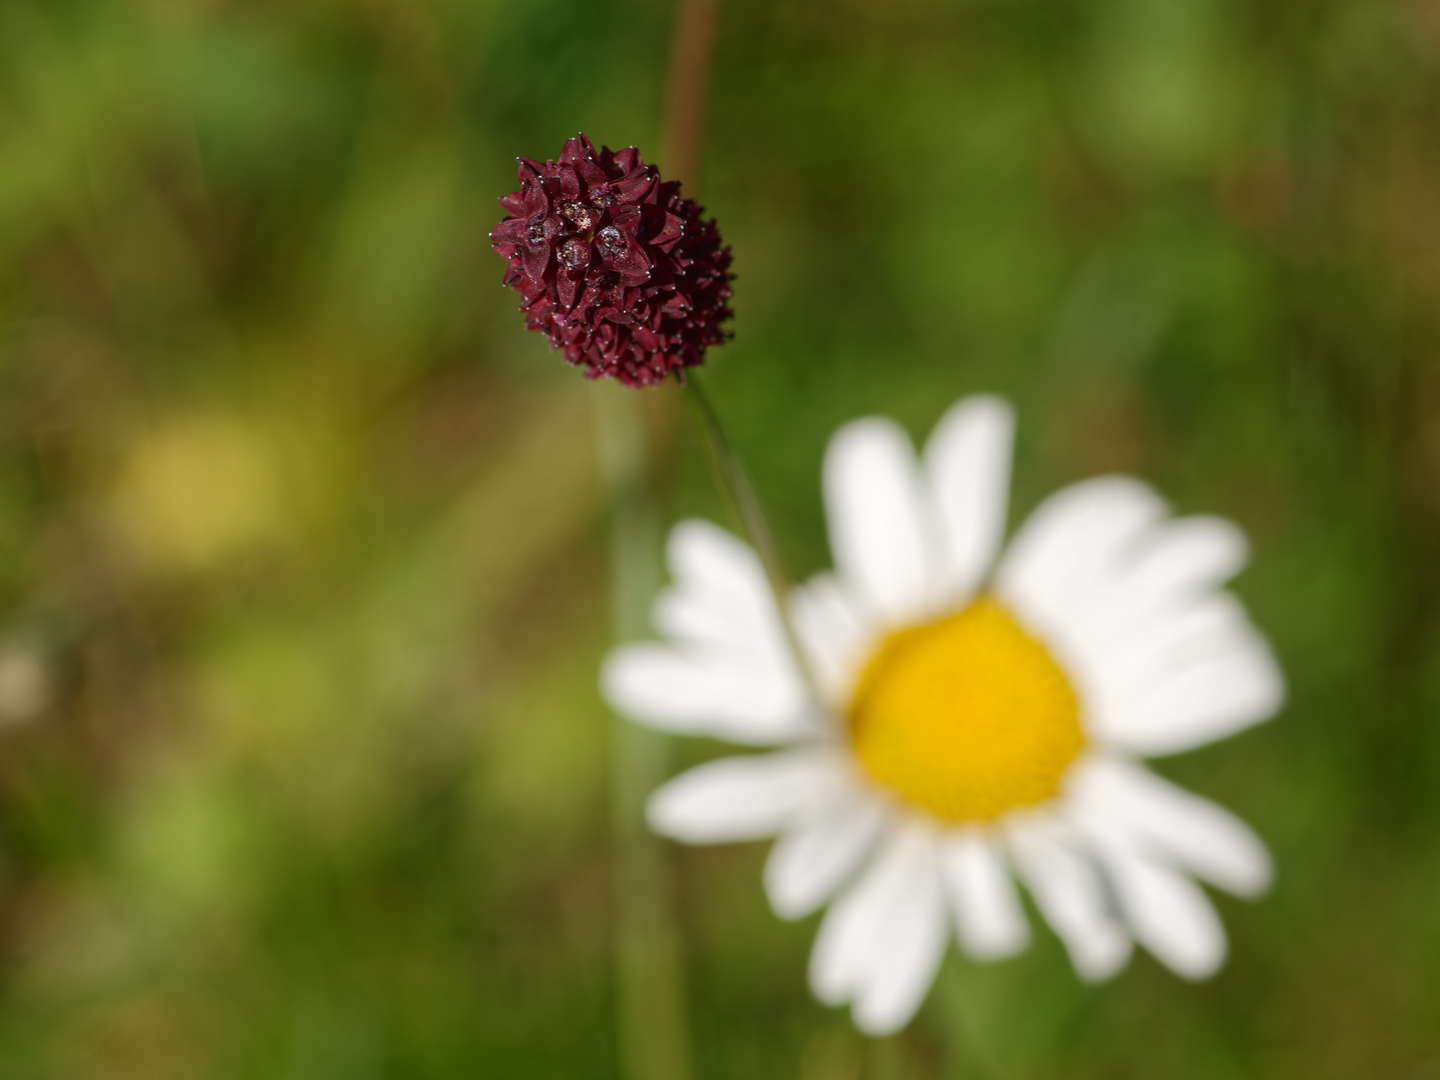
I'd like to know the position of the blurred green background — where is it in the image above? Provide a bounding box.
[1,0,1439,1076]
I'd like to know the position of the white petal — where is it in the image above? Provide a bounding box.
[1083,823,1228,980]
[659,519,789,662]
[1068,517,1251,643]
[668,519,769,611]
[1086,593,1256,704]
[1110,516,1249,617]
[1068,756,1272,897]
[823,418,936,625]
[939,830,1030,961]
[789,572,876,708]
[1047,518,1253,689]
[1007,816,1131,981]
[996,477,1168,648]
[601,644,812,746]
[923,396,1014,607]
[765,792,887,920]
[808,822,948,1035]
[652,588,763,660]
[646,751,835,843]
[853,887,948,1036]
[1091,635,1284,756]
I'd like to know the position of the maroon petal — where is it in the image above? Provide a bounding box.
[575,154,609,189]
[612,147,639,174]
[520,239,551,283]
[557,269,583,311]
[611,238,652,278]
[612,169,657,204]
[490,217,530,246]
[559,134,597,167]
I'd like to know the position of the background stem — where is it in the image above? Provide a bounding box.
[597,385,695,1080]
[663,0,723,186]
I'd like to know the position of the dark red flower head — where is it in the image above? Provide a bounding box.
[490,134,733,388]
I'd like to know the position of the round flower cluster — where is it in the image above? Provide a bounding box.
[490,134,733,387]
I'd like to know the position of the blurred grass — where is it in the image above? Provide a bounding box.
[0,0,1438,1077]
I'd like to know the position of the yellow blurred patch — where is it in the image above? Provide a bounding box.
[105,415,284,573]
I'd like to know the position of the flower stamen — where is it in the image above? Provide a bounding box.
[849,595,1085,823]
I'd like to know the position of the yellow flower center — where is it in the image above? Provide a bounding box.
[848,595,1085,823]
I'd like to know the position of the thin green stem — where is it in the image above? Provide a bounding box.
[682,374,819,697]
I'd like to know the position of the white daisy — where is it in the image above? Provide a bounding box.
[601,395,1283,1035]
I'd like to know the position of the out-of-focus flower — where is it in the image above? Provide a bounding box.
[0,641,52,726]
[104,415,283,574]
[490,133,733,388]
[602,396,1283,1035]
